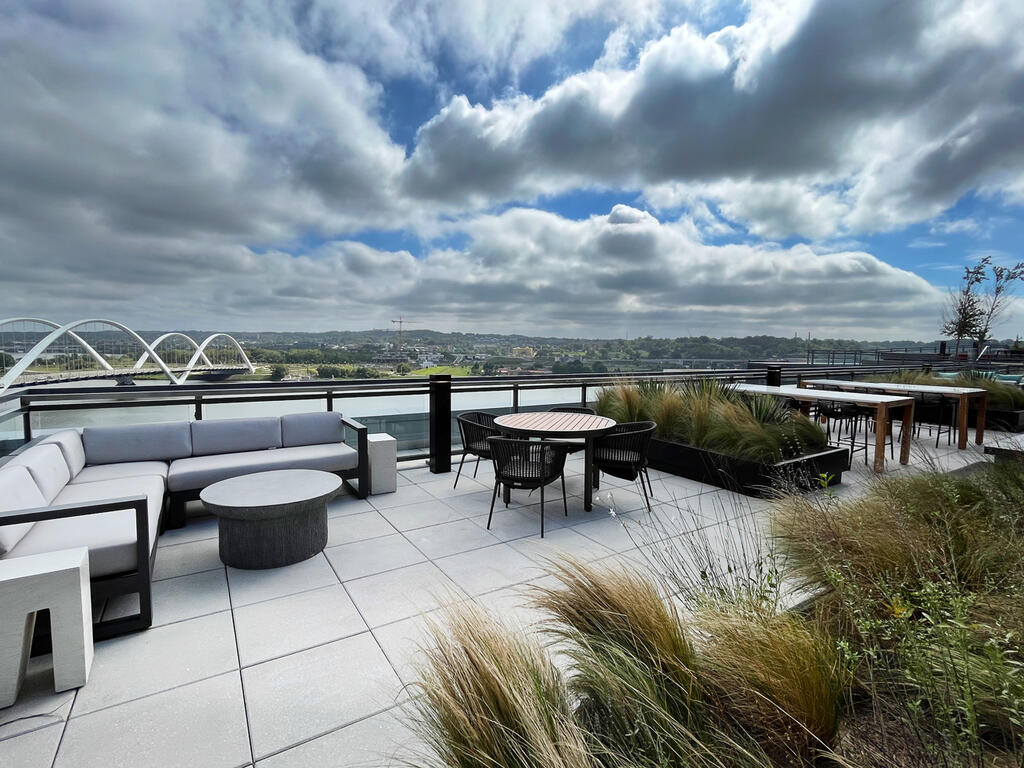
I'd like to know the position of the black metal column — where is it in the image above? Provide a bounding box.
[429,374,452,473]
[766,365,782,387]
[21,397,31,443]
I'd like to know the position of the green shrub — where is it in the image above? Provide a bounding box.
[595,379,827,462]
[773,464,1024,762]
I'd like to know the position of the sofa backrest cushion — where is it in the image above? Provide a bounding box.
[281,412,345,448]
[190,417,282,456]
[0,466,45,555]
[84,422,193,465]
[39,430,87,476]
[6,444,69,504]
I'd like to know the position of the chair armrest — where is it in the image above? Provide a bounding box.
[340,416,370,498]
[340,415,366,432]
[0,495,148,526]
[0,496,150,571]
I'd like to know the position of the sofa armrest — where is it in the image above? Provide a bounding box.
[340,416,370,498]
[0,495,151,573]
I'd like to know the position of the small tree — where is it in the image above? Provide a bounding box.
[974,255,1024,347]
[941,263,986,356]
[269,364,288,381]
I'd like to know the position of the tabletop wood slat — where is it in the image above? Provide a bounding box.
[494,412,616,438]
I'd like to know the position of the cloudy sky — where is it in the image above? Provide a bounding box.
[1,0,1023,339]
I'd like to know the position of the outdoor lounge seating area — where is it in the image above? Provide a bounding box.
[0,413,373,647]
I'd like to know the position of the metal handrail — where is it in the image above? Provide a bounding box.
[1,361,980,463]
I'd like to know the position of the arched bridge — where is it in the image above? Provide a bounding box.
[0,318,255,393]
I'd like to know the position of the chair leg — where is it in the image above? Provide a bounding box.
[644,468,654,498]
[639,473,651,513]
[487,481,499,530]
[454,452,467,489]
[561,474,568,516]
[540,484,545,538]
[473,456,480,478]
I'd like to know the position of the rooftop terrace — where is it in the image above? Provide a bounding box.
[0,425,993,768]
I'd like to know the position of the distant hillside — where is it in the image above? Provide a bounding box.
[132,329,963,363]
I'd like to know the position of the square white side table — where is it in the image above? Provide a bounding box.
[0,547,93,708]
[367,433,397,495]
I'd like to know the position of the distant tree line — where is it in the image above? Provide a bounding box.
[247,347,375,365]
[315,365,386,379]
[550,360,609,374]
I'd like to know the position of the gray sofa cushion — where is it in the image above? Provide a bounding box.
[70,461,168,485]
[39,430,87,476]
[0,466,45,556]
[6,444,71,504]
[167,443,357,492]
[191,417,282,456]
[281,412,345,447]
[7,475,164,578]
[84,422,192,465]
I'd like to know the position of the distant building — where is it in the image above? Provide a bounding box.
[511,346,535,358]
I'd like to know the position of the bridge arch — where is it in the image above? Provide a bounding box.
[181,334,255,382]
[0,318,254,393]
[0,317,114,372]
[133,332,212,369]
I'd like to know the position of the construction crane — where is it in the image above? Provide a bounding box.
[391,316,417,358]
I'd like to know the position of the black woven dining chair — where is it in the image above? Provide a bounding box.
[544,405,596,453]
[454,412,499,488]
[592,421,657,512]
[817,400,870,463]
[486,437,568,537]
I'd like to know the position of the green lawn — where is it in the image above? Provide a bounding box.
[410,365,474,377]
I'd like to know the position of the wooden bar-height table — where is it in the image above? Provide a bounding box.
[494,412,616,511]
[734,383,915,474]
[800,379,987,450]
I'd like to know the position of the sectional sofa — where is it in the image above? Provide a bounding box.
[0,411,368,640]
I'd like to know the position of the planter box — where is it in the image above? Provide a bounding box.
[647,437,850,498]
[914,403,1024,433]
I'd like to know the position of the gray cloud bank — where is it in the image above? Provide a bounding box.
[0,0,1021,337]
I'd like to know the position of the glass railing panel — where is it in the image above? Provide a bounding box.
[518,384,591,412]
[334,392,430,458]
[202,397,329,420]
[0,408,24,457]
[31,403,193,436]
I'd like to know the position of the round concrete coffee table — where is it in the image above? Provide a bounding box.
[200,469,342,570]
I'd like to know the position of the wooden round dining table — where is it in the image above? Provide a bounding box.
[493,411,616,511]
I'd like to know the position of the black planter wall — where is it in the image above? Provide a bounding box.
[647,437,851,498]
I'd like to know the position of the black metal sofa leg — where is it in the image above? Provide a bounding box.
[166,494,187,530]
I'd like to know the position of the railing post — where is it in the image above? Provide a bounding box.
[194,395,203,421]
[512,383,520,413]
[21,396,31,443]
[580,383,587,408]
[326,392,334,412]
[765,365,782,387]
[428,374,452,474]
